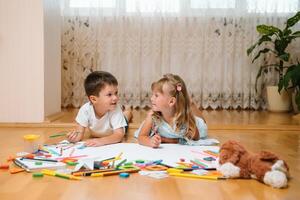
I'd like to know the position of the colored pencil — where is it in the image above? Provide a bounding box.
[90,168,140,177]
[72,168,116,176]
[20,157,58,163]
[169,172,225,180]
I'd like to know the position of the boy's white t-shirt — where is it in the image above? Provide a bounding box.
[76,102,127,137]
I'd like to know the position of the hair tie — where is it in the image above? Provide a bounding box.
[176,84,182,92]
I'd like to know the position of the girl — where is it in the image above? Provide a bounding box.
[135,74,207,148]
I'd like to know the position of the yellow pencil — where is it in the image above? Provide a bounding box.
[72,168,116,176]
[42,169,82,180]
[169,172,225,180]
[105,153,123,162]
[115,152,123,160]
[91,168,140,177]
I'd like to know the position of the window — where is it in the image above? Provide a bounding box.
[126,0,179,13]
[247,0,299,13]
[191,0,235,9]
[68,0,299,14]
[70,0,116,8]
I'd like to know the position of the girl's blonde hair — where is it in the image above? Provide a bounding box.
[151,74,199,140]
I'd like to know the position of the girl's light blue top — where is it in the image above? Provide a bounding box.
[134,116,207,143]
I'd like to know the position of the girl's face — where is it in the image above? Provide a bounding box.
[150,85,174,112]
[90,84,119,114]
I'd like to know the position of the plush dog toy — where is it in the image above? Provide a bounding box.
[217,140,289,188]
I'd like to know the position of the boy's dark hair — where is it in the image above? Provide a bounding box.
[84,71,118,97]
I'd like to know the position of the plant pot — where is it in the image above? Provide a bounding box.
[266,86,291,112]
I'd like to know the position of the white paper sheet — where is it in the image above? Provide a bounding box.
[46,143,219,169]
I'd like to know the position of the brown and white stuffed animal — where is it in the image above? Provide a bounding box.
[217,140,289,188]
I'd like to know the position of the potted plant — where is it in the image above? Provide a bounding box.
[247,11,300,111]
[279,63,300,113]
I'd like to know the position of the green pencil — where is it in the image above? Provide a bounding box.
[49,132,67,138]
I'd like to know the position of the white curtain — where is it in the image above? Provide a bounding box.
[61,0,300,109]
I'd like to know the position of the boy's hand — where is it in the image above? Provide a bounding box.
[150,134,161,148]
[67,131,82,143]
[85,138,104,147]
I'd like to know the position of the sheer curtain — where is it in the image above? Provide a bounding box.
[61,0,300,109]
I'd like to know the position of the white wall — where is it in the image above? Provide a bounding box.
[43,0,61,117]
[0,0,61,122]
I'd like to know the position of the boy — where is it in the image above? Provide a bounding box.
[67,71,132,147]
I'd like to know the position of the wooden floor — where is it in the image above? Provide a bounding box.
[0,109,300,200]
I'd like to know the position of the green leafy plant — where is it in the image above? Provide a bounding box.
[247,11,300,93]
[279,63,300,110]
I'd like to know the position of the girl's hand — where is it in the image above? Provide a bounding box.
[150,134,161,148]
[67,131,82,143]
[85,139,103,147]
[147,110,154,117]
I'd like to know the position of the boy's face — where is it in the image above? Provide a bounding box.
[90,84,119,112]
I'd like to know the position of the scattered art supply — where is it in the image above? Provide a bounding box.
[14,157,66,171]
[69,148,75,157]
[20,157,58,163]
[72,168,116,176]
[119,172,130,178]
[10,142,221,183]
[63,143,76,150]
[56,155,88,161]
[203,157,216,161]
[0,163,9,169]
[167,168,183,173]
[49,132,67,138]
[190,160,210,169]
[191,169,209,175]
[139,171,168,179]
[46,148,60,156]
[41,169,82,180]
[32,172,44,178]
[16,152,31,157]
[145,165,168,171]
[77,144,86,149]
[23,134,41,153]
[203,150,219,158]
[124,162,133,166]
[91,168,140,177]
[10,168,26,174]
[116,152,123,160]
[169,172,224,180]
[116,159,127,169]
[66,161,77,166]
